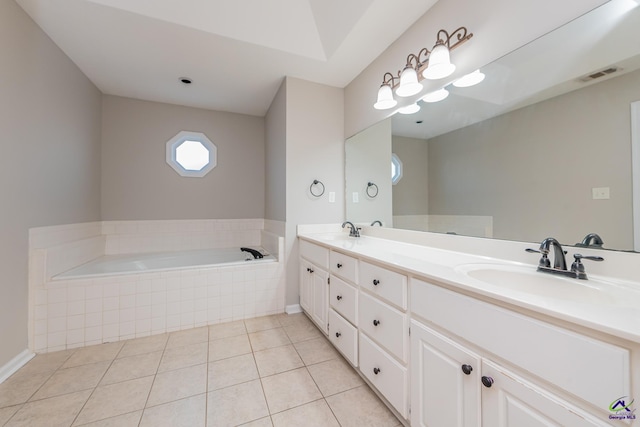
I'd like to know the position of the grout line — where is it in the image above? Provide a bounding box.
[68,343,126,426]
[137,334,169,426]
[204,324,211,427]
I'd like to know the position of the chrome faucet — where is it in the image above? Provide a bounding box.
[575,233,604,248]
[370,220,382,226]
[341,221,360,237]
[540,237,567,270]
[526,237,603,280]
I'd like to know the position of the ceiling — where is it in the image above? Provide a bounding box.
[15,0,438,117]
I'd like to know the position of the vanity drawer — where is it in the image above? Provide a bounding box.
[329,309,358,367]
[330,251,358,284]
[411,278,630,411]
[358,292,407,362]
[330,275,358,325]
[359,261,407,309]
[299,240,329,269]
[359,332,408,419]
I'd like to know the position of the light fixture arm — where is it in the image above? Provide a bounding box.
[381,71,399,87]
[436,27,473,50]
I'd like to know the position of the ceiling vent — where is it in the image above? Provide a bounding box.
[578,66,620,82]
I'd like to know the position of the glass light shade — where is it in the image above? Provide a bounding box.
[421,88,449,103]
[422,43,456,80]
[395,66,423,97]
[373,84,397,110]
[398,103,420,115]
[453,69,485,87]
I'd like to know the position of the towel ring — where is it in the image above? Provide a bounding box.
[366,182,379,198]
[310,179,325,197]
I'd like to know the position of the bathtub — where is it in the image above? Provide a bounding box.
[54,246,276,280]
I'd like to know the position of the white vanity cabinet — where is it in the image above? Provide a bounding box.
[481,359,615,427]
[410,321,481,427]
[327,250,360,366]
[411,277,631,427]
[299,240,330,334]
[358,261,409,418]
[298,234,638,427]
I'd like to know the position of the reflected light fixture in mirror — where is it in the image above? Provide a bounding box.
[453,69,486,87]
[399,103,421,115]
[373,27,473,110]
[422,88,449,103]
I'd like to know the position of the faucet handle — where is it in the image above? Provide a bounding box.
[573,254,604,262]
[525,248,551,268]
[570,253,604,279]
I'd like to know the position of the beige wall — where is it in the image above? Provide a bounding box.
[285,78,345,306]
[428,68,640,249]
[392,135,429,216]
[344,0,607,138]
[0,1,102,367]
[101,96,265,220]
[265,80,287,222]
[346,119,393,225]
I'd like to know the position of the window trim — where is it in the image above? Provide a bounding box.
[166,131,217,178]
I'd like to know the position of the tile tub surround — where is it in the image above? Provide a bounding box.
[0,314,403,427]
[29,220,286,354]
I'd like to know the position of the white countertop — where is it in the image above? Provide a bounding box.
[298,231,640,344]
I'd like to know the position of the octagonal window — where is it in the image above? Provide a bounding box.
[166,131,217,177]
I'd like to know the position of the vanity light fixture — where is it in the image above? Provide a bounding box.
[422,41,456,80]
[373,82,398,110]
[373,27,473,110]
[396,66,423,97]
[453,69,485,87]
[421,88,449,103]
[398,103,421,115]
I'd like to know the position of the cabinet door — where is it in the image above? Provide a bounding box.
[299,259,313,313]
[311,267,329,334]
[481,360,612,427]
[411,320,481,427]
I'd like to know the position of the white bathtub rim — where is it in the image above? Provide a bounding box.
[52,247,277,281]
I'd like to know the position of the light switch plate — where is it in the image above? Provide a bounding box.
[592,187,610,200]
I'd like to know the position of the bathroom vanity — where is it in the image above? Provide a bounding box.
[298,228,640,426]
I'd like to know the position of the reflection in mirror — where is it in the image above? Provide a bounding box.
[345,0,640,252]
[345,119,393,226]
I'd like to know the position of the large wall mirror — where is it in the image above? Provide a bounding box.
[346,0,640,252]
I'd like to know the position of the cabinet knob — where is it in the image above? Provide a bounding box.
[337,263,343,268]
[309,269,314,273]
[336,295,342,301]
[373,279,380,286]
[306,268,310,272]
[373,367,381,375]
[481,376,494,388]
[461,364,473,375]
[373,319,380,326]
[335,332,341,338]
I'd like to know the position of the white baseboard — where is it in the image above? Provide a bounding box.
[0,349,35,384]
[285,304,302,314]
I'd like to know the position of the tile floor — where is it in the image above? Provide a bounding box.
[0,313,402,427]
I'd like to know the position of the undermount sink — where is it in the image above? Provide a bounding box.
[454,263,622,304]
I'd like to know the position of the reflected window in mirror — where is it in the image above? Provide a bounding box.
[392,153,403,185]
